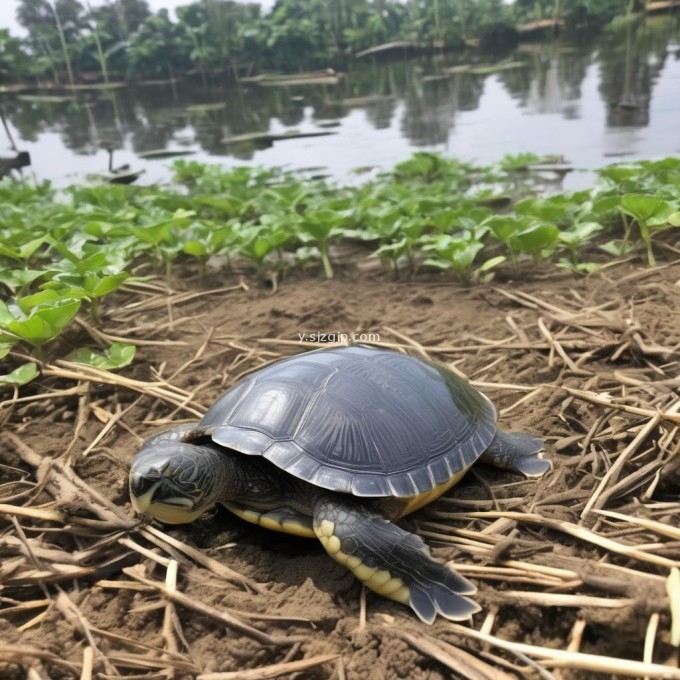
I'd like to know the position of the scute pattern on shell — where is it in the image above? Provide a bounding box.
[193,346,497,497]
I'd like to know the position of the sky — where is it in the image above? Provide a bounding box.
[0,0,276,37]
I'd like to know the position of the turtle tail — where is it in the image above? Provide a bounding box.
[482,431,551,477]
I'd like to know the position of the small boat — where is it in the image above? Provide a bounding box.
[137,149,196,160]
[103,148,144,185]
[0,151,31,179]
[355,41,422,59]
[517,18,564,38]
[645,0,680,13]
[222,130,335,146]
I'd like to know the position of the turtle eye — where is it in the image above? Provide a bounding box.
[130,468,161,498]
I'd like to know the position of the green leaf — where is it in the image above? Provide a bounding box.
[558,222,604,248]
[83,272,129,298]
[18,289,78,312]
[499,152,543,171]
[515,196,573,224]
[478,255,506,272]
[485,215,521,243]
[557,259,599,274]
[36,298,82,331]
[0,268,45,291]
[67,342,136,370]
[598,166,638,184]
[423,235,485,275]
[295,246,321,264]
[375,238,408,260]
[0,237,46,261]
[620,194,675,226]
[0,300,17,329]
[1,297,82,346]
[589,195,624,218]
[513,223,560,254]
[183,241,207,257]
[0,362,39,388]
[599,240,635,256]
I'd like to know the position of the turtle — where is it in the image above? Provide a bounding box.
[129,345,550,623]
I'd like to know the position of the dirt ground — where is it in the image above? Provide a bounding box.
[1,248,679,679]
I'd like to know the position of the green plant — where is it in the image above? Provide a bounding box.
[297,208,349,279]
[484,215,560,264]
[238,222,293,290]
[618,194,677,266]
[42,238,130,323]
[126,209,197,286]
[0,293,81,358]
[0,361,39,388]
[67,342,136,369]
[558,221,604,268]
[422,234,505,283]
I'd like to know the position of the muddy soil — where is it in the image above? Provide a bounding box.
[1,254,679,679]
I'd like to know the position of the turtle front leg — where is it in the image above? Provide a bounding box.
[312,495,480,624]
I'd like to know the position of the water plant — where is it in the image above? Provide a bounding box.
[238,221,293,290]
[0,361,39,388]
[67,342,136,370]
[422,234,505,284]
[1,152,678,388]
[0,293,82,358]
[618,194,677,266]
[557,221,605,273]
[297,207,350,280]
[484,215,560,264]
[42,238,130,323]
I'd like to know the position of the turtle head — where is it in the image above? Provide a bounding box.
[129,441,223,524]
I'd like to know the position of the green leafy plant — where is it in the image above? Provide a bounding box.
[238,222,293,290]
[0,294,81,357]
[297,207,350,279]
[423,235,505,283]
[618,194,677,265]
[558,221,604,269]
[67,342,136,370]
[181,220,238,279]
[484,215,560,264]
[42,239,130,324]
[0,362,39,388]
[127,209,197,286]
[1,151,679,386]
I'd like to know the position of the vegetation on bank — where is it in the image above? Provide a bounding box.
[0,152,679,388]
[1,0,649,84]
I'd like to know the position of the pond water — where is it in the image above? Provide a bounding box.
[2,15,679,190]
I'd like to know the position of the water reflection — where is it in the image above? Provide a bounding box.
[600,19,669,127]
[2,16,678,186]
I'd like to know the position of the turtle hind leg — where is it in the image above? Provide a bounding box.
[313,496,480,624]
[482,431,551,478]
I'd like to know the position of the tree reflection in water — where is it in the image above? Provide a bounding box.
[2,16,678,185]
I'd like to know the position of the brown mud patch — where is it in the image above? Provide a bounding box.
[1,255,679,679]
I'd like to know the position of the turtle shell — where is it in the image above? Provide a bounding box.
[192,345,497,498]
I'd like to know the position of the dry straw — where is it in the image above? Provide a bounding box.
[2,273,679,677]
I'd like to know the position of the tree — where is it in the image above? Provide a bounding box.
[17,0,86,84]
[78,0,150,75]
[0,29,32,82]
[176,0,262,76]
[127,10,191,79]
[261,0,333,70]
